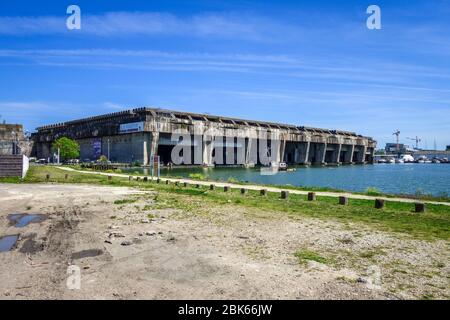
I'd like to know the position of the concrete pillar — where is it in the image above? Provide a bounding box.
[150,132,159,161]
[322,143,327,164]
[304,142,310,164]
[245,138,257,165]
[358,146,367,163]
[278,139,286,163]
[143,140,149,166]
[202,139,213,166]
[333,144,342,164]
[236,137,245,165]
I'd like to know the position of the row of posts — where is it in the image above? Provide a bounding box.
[44,173,427,213]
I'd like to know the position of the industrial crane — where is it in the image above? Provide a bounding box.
[406,136,421,149]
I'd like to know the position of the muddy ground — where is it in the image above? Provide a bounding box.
[0,183,448,300]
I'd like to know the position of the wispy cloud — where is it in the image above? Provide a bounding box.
[0,11,297,41]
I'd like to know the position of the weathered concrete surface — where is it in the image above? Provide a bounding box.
[32,108,376,165]
[0,124,32,156]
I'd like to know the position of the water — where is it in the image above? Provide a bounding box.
[7,213,47,228]
[0,235,19,252]
[123,163,450,197]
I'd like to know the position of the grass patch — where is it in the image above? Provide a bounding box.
[113,198,137,205]
[294,250,330,264]
[294,249,330,265]
[15,165,450,240]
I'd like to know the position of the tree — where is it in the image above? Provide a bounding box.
[98,155,108,163]
[52,137,80,161]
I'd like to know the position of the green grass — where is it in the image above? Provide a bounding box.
[67,165,450,202]
[294,249,330,265]
[113,198,137,205]
[7,165,450,240]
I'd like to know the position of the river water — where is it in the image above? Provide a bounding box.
[124,164,450,197]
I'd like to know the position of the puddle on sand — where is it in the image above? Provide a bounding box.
[0,235,19,252]
[7,213,47,228]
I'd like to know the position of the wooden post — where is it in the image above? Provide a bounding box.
[108,176,112,181]
[339,196,348,205]
[128,176,132,181]
[240,188,247,194]
[64,174,68,180]
[210,184,215,190]
[46,174,50,181]
[260,189,267,196]
[183,182,188,187]
[375,199,385,209]
[165,180,170,185]
[156,178,161,183]
[307,192,316,201]
[281,190,289,199]
[224,186,230,192]
[174,181,179,186]
[143,177,148,182]
[195,184,200,188]
[415,203,426,213]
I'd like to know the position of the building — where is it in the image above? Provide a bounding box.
[32,107,377,166]
[0,124,32,156]
[447,145,450,151]
[384,143,414,154]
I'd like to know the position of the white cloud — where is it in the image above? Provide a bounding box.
[0,11,295,41]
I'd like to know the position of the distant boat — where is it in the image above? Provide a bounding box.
[402,155,415,163]
[378,158,387,164]
[395,159,404,164]
[387,158,395,164]
[279,162,288,171]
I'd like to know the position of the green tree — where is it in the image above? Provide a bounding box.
[52,137,80,161]
[98,155,108,163]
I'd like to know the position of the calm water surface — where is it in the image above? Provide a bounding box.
[124,164,450,197]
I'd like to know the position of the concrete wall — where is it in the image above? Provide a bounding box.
[0,155,24,177]
[32,108,377,166]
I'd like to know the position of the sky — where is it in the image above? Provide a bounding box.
[0,0,449,150]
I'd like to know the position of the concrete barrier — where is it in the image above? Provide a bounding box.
[339,196,348,205]
[375,199,385,209]
[415,203,426,213]
[307,192,316,201]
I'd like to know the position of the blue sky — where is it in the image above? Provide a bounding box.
[0,0,449,149]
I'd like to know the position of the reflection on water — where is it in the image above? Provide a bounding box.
[122,164,450,196]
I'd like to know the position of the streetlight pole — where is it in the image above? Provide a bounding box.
[107,139,110,162]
